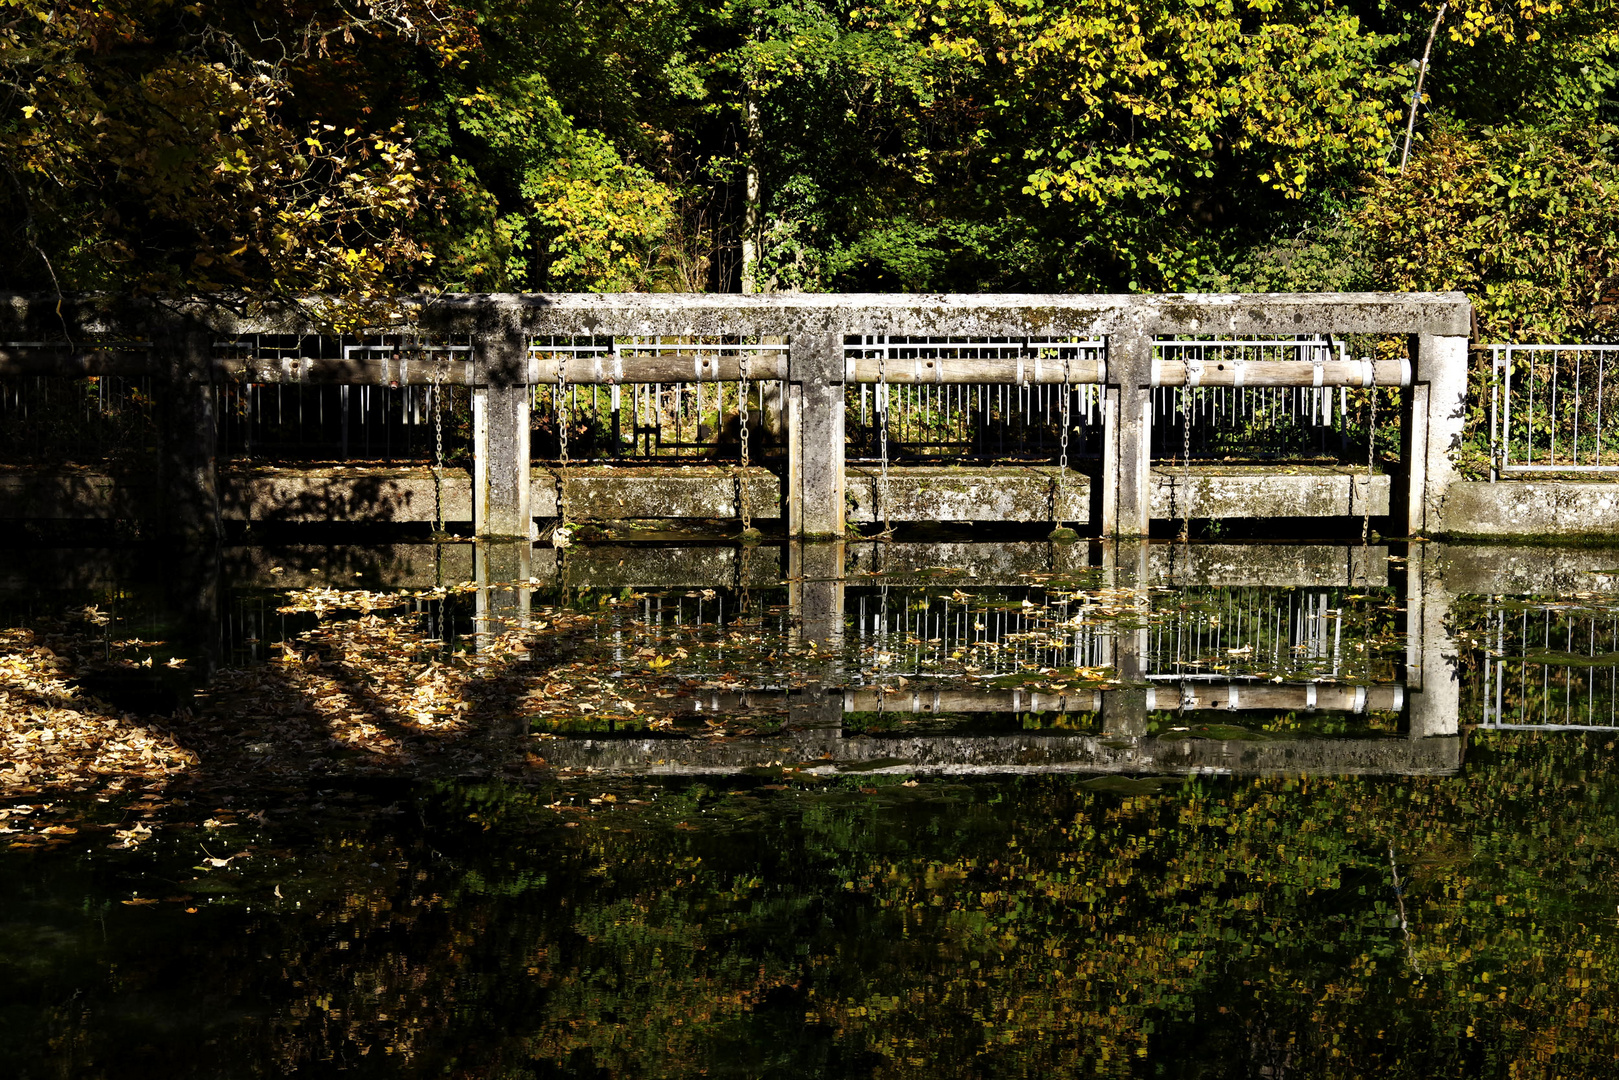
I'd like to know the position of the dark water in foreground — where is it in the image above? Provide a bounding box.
[3,539,1618,1078]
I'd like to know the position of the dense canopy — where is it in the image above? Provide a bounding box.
[1,0,1616,338]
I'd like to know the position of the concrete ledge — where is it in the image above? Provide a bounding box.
[1439,481,1619,540]
[538,464,779,520]
[845,465,1090,523]
[223,465,471,523]
[1152,466,1389,519]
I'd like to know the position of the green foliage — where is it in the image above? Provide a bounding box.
[1355,123,1619,342]
[2,0,1617,332]
[0,0,455,316]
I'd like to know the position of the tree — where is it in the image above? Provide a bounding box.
[0,1,470,320]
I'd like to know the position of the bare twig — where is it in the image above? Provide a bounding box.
[1400,5,1447,173]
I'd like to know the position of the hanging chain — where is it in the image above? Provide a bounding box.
[555,350,570,531]
[737,355,753,534]
[430,344,447,537]
[1179,383,1193,544]
[877,344,891,537]
[1363,376,1378,548]
[1057,349,1071,529]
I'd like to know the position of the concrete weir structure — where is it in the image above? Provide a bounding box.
[1,289,1609,539]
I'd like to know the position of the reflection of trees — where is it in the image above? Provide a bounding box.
[8,590,1619,1076]
[20,736,1614,1078]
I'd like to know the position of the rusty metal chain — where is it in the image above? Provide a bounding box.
[1363,374,1378,549]
[555,350,570,532]
[1180,383,1193,545]
[1057,350,1071,530]
[738,354,753,535]
[877,344,891,537]
[431,344,446,536]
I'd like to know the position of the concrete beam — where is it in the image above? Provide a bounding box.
[1438,481,1619,541]
[537,465,778,521]
[788,332,846,537]
[0,290,1473,352]
[844,466,1090,524]
[411,292,1473,340]
[1409,333,1470,535]
[1105,329,1154,537]
[1151,467,1390,520]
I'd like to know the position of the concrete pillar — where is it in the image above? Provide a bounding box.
[1102,329,1153,537]
[1404,333,1470,536]
[787,331,845,537]
[157,326,221,544]
[473,329,532,539]
[1405,543,1460,738]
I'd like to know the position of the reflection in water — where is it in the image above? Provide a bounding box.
[2,539,1619,1076]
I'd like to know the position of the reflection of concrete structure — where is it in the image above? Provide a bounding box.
[474,541,532,641]
[13,535,1615,769]
[538,727,1463,778]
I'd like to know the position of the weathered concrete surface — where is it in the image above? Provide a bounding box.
[555,544,782,589]
[0,465,153,520]
[845,465,1090,523]
[1148,543,1389,587]
[1438,481,1619,540]
[537,464,780,520]
[0,464,474,524]
[0,291,1474,342]
[472,379,530,538]
[415,292,1473,340]
[844,540,1089,583]
[222,465,473,524]
[537,728,1462,777]
[1430,541,1619,595]
[1151,466,1390,519]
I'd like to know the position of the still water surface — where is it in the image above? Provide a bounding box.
[2,538,1617,1077]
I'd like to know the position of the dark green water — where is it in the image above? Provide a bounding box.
[3,540,1618,1077]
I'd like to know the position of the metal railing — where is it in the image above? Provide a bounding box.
[843,335,1107,461]
[1150,338,1405,463]
[0,373,157,465]
[529,335,785,461]
[214,333,474,464]
[1490,344,1619,479]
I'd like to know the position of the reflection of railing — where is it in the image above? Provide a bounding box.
[1480,603,1619,730]
[1490,344,1619,479]
[850,584,1401,690]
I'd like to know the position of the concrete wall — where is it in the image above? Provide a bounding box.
[1438,481,1619,540]
[1150,467,1389,520]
